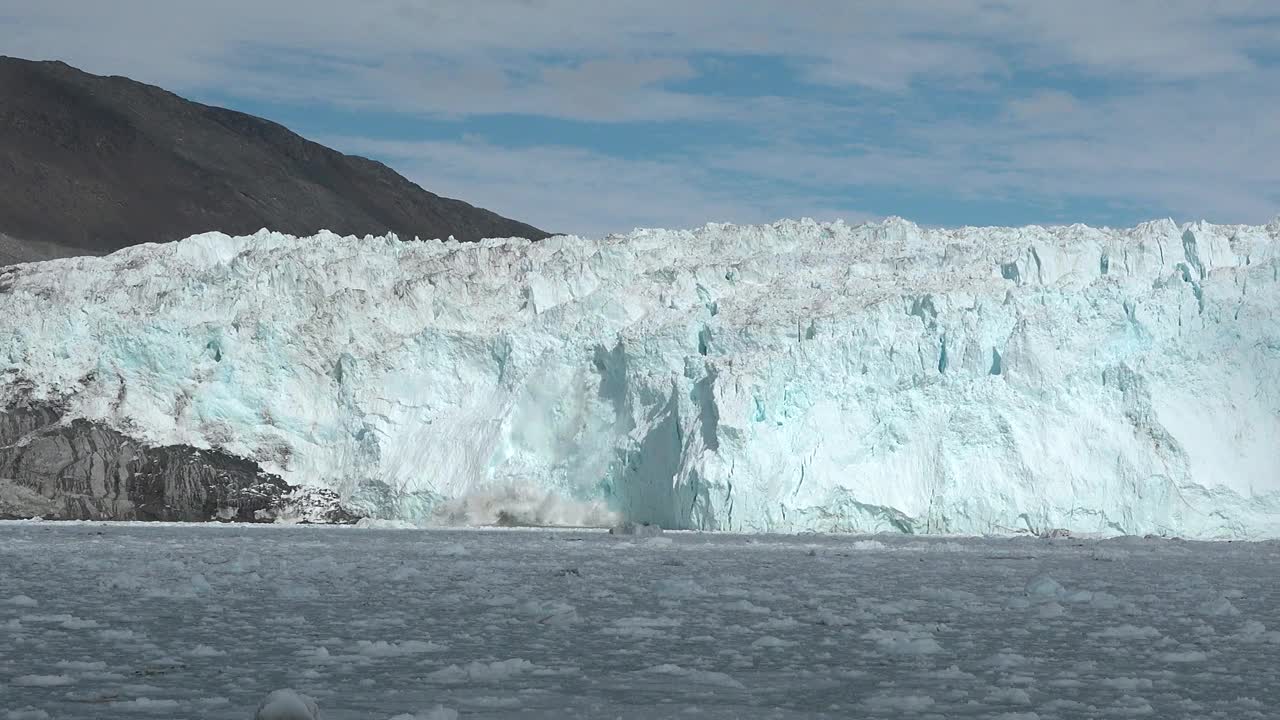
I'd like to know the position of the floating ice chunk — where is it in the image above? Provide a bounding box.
[805,608,858,626]
[111,698,180,712]
[388,708,459,720]
[426,659,535,683]
[609,522,663,537]
[255,689,321,720]
[187,644,226,657]
[863,628,943,655]
[4,709,51,720]
[1234,620,1280,643]
[862,694,935,712]
[654,578,705,597]
[724,599,771,615]
[603,615,681,638]
[644,663,745,689]
[1060,589,1093,603]
[1197,595,1240,616]
[54,660,107,671]
[389,565,419,581]
[227,551,262,574]
[612,616,682,629]
[1024,574,1064,599]
[986,652,1032,669]
[751,635,797,649]
[1088,624,1161,640]
[1101,677,1153,690]
[1037,602,1065,618]
[12,674,74,687]
[279,584,320,600]
[928,665,977,680]
[520,599,579,625]
[1158,649,1209,663]
[432,542,469,557]
[101,572,144,591]
[352,639,446,657]
[355,518,420,529]
[984,687,1032,705]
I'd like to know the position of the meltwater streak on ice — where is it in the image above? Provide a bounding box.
[1,218,1278,537]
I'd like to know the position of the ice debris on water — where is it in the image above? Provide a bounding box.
[254,689,321,720]
[609,522,663,537]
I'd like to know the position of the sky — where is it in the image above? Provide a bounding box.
[3,1,1279,237]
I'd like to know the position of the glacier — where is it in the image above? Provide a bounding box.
[1,218,1278,538]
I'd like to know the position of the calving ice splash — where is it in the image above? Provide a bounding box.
[2,218,1278,537]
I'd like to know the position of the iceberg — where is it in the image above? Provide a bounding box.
[1,218,1277,537]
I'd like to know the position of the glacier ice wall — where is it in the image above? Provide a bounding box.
[2,218,1278,537]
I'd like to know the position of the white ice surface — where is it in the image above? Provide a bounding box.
[1,522,1278,718]
[2,218,1278,536]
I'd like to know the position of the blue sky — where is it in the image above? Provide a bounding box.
[4,1,1279,236]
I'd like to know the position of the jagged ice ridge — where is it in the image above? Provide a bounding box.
[2,218,1278,537]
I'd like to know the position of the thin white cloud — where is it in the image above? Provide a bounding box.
[709,78,1280,223]
[8,1,1277,114]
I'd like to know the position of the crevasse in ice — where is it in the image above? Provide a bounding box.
[2,217,1277,537]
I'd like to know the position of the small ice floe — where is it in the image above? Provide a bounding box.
[1196,594,1241,617]
[643,663,745,689]
[425,658,535,684]
[1024,574,1064,599]
[862,693,935,713]
[519,598,579,625]
[1233,620,1280,644]
[432,542,469,557]
[4,708,51,719]
[863,628,944,655]
[12,674,75,687]
[352,639,446,657]
[387,708,458,720]
[188,644,226,657]
[1158,649,1209,663]
[751,635,797,649]
[1087,624,1161,641]
[609,522,663,537]
[254,689,321,720]
[654,577,705,597]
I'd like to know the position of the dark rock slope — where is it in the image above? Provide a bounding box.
[0,401,362,523]
[0,55,549,264]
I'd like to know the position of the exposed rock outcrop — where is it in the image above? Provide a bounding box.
[0,401,361,523]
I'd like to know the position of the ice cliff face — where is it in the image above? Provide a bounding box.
[2,218,1278,537]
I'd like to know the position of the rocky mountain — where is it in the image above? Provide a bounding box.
[0,56,548,265]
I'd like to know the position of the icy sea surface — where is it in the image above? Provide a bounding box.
[1,524,1278,719]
